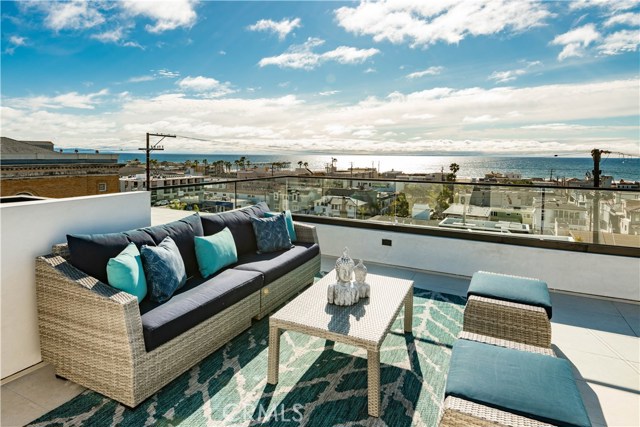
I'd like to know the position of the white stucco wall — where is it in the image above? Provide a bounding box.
[313,223,640,301]
[1,192,151,379]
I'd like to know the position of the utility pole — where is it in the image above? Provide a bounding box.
[591,148,611,188]
[139,132,176,191]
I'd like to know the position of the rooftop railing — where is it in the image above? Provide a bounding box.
[150,175,640,256]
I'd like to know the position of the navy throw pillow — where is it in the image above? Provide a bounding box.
[141,236,187,303]
[250,213,293,254]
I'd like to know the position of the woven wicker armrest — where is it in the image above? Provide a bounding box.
[36,253,146,398]
[293,221,319,244]
[458,331,555,357]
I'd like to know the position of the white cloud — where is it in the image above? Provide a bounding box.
[488,60,542,84]
[4,35,28,54]
[247,18,301,40]
[157,69,180,78]
[334,0,551,48]
[218,50,227,55]
[364,68,377,74]
[9,35,27,46]
[319,90,340,96]
[3,79,638,155]
[551,24,601,60]
[5,89,109,110]
[128,75,156,83]
[598,29,640,55]
[42,0,105,31]
[120,0,197,33]
[569,0,640,12]
[604,12,640,27]
[488,69,526,83]
[177,76,235,98]
[258,37,379,70]
[463,115,499,124]
[406,66,444,79]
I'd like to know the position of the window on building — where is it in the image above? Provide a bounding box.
[98,182,107,192]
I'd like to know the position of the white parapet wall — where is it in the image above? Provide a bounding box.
[313,223,640,302]
[0,192,151,379]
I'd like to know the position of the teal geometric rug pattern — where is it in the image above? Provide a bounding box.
[28,289,465,427]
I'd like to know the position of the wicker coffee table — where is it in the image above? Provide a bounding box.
[267,269,414,417]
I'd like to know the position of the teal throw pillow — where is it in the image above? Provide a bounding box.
[194,227,238,278]
[106,242,147,303]
[264,210,297,242]
[250,213,293,254]
[141,236,187,303]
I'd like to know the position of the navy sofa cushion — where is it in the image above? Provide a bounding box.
[200,202,270,256]
[68,214,203,284]
[250,213,293,254]
[234,242,320,284]
[67,232,131,284]
[445,339,591,427]
[139,269,263,351]
[468,271,552,318]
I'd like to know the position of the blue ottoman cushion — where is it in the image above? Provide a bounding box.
[468,271,552,318]
[445,339,591,427]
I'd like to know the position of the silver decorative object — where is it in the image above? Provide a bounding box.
[327,247,360,306]
[354,259,370,299]
[335,247,355,285]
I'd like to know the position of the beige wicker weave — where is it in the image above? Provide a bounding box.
[267,270,414,417]
[36,221,319,407]
[463,295,552,348]
[439,332,557,427]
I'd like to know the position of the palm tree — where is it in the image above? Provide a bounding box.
[448,163,460,182]
[193,160,199,173]
[234,159,241,171]
[298,161,303,169]
[202,159,208,175]
[225,161,232,173]
[303,161,309,169]
[246,160,251,169]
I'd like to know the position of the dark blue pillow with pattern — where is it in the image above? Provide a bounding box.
[250,213,293,254]
[141,236,187,303]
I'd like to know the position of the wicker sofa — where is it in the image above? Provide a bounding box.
[35,203,320,407]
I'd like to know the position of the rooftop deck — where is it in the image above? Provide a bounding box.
[1,208,638,426]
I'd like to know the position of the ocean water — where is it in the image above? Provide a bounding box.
[115,153,640,182]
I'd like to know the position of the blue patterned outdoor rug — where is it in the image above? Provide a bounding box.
[29,289,465,427]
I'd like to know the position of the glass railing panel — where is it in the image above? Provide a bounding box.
[150,177,640,249]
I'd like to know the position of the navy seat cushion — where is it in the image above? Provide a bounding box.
[234,242,320,284]
[139,269,263,351]
[468,271,552,318]
[200,202,270,256]
[445,339,591,427]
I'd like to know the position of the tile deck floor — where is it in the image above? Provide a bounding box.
[2,254,638,426]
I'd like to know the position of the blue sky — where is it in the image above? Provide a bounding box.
[1,0,639,155]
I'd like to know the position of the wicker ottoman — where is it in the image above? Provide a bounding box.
[440,332,591,427]
[463,271,552,348]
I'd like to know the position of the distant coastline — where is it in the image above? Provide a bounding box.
[112,153,640,182]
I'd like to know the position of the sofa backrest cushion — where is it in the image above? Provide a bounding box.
[67,213,203,284]
[130,213,203,279]
[200,202,270,256]
[67,232,131,284]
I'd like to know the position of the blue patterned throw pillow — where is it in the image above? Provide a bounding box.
[264,210,297,242]
[250,213,293,254]
[141,236,187,303]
